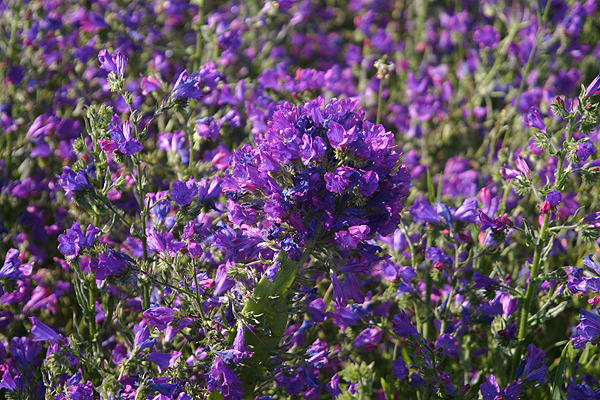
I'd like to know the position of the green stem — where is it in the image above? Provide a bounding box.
[376,77,384,125]
[194,0,205,71]
[237,247,313,399]
[513,114,572,375]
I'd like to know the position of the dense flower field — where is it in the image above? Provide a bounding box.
[1,0,600,399]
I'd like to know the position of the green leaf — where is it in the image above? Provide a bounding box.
[550,342,571,400]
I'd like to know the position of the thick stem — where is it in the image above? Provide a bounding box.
[237,248,312,398]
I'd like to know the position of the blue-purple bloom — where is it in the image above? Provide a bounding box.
[516,344,547,383]
[146,351,181,372]
[205,357,244,400]
[98,49,127,77]
[57,222,100,260]
[408,197,441,224]
[89,249,132,280]
[585,73,600,97]
[214,326,253,364]
[172,63,223,100]
[575,141,596,162]
[0,370,16,390]
[393,311,423,341]
[133,325,156,351]
[480,375,521,400]
[352,327,383,347]
[306,338,329,368]
[171,177,197,207]
[526,107,546,132]
[1,249,32,282]
[473,271,498,288]
[571,308,600,349]
[392,359,409,380]
[29,316,60,343]
[56,166,92,200]
[99,115,143,156]
[545,189,562,206]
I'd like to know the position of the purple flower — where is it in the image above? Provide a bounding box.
[352,327,383,347]
[526,107,546,133]
[172,64,223,101]
[480,375,521,400]
[1,249,32,281]
[473,24,500,49]
[306,338,329,368]
[575,141,596,162]
[334,225,370,250]
[393,311,423,341]
[99,115,143,156]
[89,250,129,280]
[0,370,17,390]
[196,117,220,141]
[57,222,100,260]
[147,227,185,257]
[473,271,497,288]
[453,197,479,223]
[392,359,409,380]
[516,344,547,383]
[98,49,127,76]
[325,374,340,398]
[29,316,60,343]
[515,156,531,178]
[171,177,197,207]
[435,334,459,358]
[408,197,441,224]
[205,357,244,400]
[146,351,181,372]
[144,306,175,331]
[56,166,92,200]
[571,308,600,349]
[585,73,600,97]
[545,189,562,206]
[583,255,600,275]
[214,326,253,364]
[358,171,379,196]
[478,211,513,233]
[133,325,156,351]
[326,121,358,150]
[426,247,451,267]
